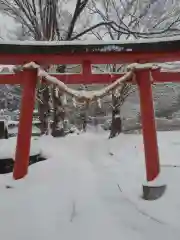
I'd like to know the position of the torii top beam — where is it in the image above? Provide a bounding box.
[0,36,180,65]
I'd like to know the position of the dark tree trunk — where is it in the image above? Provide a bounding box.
[38,83,51,135]
[109,109,122,139]
[51,85,66,137]
[51,65,66,137]
[0,120,8,139]
[75,88,89,132]
[81,112,87,132]
[109,94,122,139]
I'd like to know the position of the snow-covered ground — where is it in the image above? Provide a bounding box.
[0,129,180,239]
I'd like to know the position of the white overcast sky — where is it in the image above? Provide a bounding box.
[0,14,17,40]
[0,1,87,41]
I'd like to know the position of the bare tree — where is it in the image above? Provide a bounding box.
[0,0,114,136]
[89,0,137,138]
[89,0,180,138]
[89,0,180,39]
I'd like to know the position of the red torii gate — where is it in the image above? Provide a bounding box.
[0,37,180,198]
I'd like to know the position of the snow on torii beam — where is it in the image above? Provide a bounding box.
[0,36,180,64]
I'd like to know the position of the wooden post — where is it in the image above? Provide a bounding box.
[13,68,37,180]
[136,69,160,181]
[82,60,92,82]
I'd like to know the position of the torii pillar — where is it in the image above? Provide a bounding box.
[13,68,38,180]
[136,68,166,200]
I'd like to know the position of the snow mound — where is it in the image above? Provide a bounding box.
[0,131,180,239]
[0,137,40,159]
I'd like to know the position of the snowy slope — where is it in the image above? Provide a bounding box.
[0,130,180,239]
[122,83,180,119]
